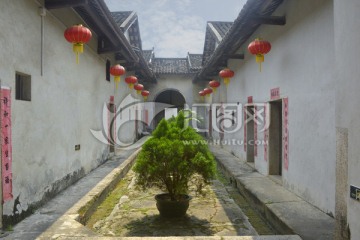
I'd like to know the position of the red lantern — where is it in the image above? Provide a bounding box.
[110,64,125,89]
[134,83,144,94]
[248,38,271,72]
[203,87,213,96]
[141,90,150,101]
[219,69,234,87]
[125,76,138,89]
[199,90,206,100]
[64,24,92,64]
[209,80,220,93]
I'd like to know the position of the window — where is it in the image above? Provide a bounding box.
[15,72,31,101]
[106,60,110,81]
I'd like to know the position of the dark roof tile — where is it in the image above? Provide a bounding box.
[111,11,134,30]
[152,58,190,74]
[188,53,203,70]
[208,21,233,41]
[202,21,233,65]
[142,50,154,64]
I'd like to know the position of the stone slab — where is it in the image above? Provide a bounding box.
[267,202,335,240]
[56,236,302,240]
[210,145,335,240]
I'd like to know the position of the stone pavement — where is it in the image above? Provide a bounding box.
[210,145,335,240]
[1,136,301,240]
[88,170,257,237]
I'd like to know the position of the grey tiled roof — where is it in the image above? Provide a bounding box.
[111,11,142,50]
[151,58,190,74]
[202,21,233,65]
[188,53,203,70]
[142,50,154,64]
[111,11,134,30]
[208,22,233,41]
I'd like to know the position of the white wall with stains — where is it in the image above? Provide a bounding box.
[220,0,336,215]
[0,0,128,218]
[334,0,360,238]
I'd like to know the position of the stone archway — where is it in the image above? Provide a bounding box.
[152,89,186,128]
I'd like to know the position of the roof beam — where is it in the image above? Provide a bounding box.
[45,0,88,9]
[223,54,244,60]
[250,15,286,25]
[97,38,122,54]
[121,62,137,68]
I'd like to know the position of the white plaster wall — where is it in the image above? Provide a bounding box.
[148,74,194,104]
[223,0,336,214]
[334,0,360,238]
[0,0,121,215]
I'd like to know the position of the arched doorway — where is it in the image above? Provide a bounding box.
[152,89,186,128]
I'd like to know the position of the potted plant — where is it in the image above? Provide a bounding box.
[133,111,216,218]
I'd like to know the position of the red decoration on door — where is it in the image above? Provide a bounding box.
[1,87,12,202]
[254,106,258,157]
[264,104,268,161]
[270,87,280,100]
[283,98,289,170]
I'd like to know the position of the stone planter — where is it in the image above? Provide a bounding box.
[155,193,192,218]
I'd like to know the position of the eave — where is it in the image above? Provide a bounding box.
[44,0,156,83]
[194,0,285,82]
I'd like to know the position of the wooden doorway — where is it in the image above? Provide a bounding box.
[268,100,283,176]
[246,105,255,163]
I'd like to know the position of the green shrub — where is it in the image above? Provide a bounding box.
[133,111,216,201]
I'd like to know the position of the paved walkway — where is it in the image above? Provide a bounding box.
[209,145,335,240]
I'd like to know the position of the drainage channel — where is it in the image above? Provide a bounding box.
[216,166,278,235]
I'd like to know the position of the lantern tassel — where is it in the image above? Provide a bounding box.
[115,76,120,89]
[76,52,79,64]
[256,54,264,72]
[73,43,83,64]
[224,78,230,87]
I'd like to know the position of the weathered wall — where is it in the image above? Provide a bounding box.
[0,0,124,220]
[219,0,336,214]
[334,0,360,238]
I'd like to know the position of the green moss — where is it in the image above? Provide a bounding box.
[85,179,129,228]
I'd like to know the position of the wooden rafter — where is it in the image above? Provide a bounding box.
[45,0,88,9]
[250,15,286,25]
[223,54,245,60]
